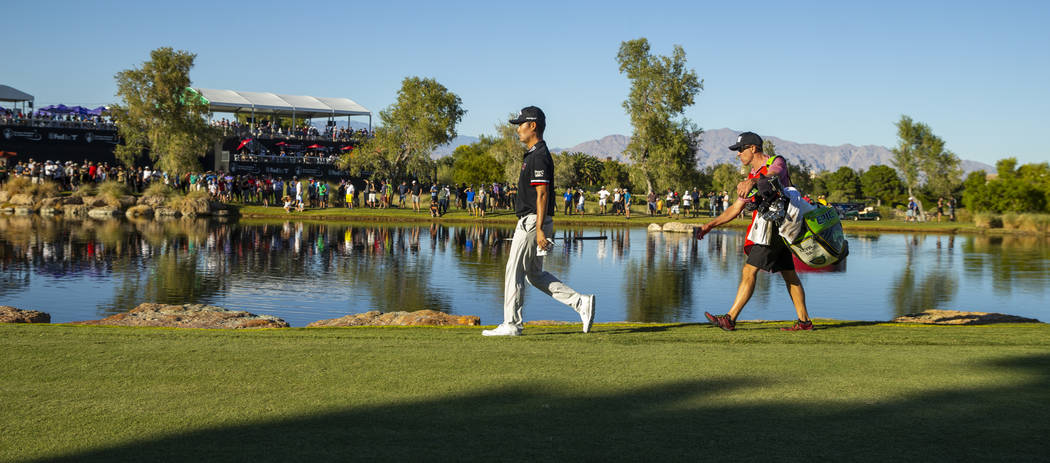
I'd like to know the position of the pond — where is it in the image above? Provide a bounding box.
[1,216,1048,326]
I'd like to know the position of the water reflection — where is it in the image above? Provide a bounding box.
[2,216,1049,325]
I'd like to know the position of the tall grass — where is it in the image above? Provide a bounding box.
[1,177,61,200]
[71,183,97,197]
[166,189,212,210]
[96,181,129,208]
[1001,213,1023,230]
[974,213,1003,229]
[143,182,174,198]
[1019,214,1050,233]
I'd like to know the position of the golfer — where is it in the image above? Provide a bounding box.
[694,132,813,331]
[483,106,596,336]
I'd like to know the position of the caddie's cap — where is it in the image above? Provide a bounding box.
[509,106,545,125]
[728,131,763,151]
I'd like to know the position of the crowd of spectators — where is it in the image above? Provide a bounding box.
[211,118,372,142]
[0,109,115,130]
[232,149,341,165]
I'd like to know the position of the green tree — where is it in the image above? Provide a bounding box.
[787,160,815,196]
[617,38,703,193]
[564,152,604,187]
[763,140,777,157]
[340,77,465,181]
[961,170,991,211]
[109,47,217,173]
[861,164,904,205]
[485,119,528,185]
[891,115,962,200]
[450,141,501,186]
[824,166,862,201]
[891,115,923,199]
[966,158,1048,212]
[601,159,631,190]
[711,163,743,196]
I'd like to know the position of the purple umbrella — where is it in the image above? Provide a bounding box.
[39,104,70,113]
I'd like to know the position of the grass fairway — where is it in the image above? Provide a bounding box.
[3,322,1049,462]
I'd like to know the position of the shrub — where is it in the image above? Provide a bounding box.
[97,180,128,198]
[165,189,211,210]
[955,208,973,223]
[1001,213,1023,230]
[2,176,32,195]
[974,213,1003,229]
[143,182,174,198]
[71,184,97,197]
[28,181,61,199]
[1018,214,1050,234]
[96,181,129,208]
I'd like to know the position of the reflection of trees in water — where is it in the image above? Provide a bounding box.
[962,235,1050,296]
[622,233,697,322]
[890,234,958,317]
[334,224,454,313]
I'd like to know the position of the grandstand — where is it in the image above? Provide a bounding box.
[190,88,371,131]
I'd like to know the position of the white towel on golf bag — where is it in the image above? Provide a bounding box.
[747,215,773,245]
[779,187,816,243]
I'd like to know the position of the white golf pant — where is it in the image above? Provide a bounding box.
[503,214,585,327]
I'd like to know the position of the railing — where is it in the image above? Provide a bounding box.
[215,126,372,143]
[0,116,116,131]
[232,153,341,165]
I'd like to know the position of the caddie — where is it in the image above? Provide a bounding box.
[694,131,814,331]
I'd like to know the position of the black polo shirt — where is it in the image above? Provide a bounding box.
[515,140,556,217]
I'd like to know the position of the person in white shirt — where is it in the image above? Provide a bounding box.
[597,186,610,215]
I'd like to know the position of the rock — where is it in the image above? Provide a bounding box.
[137,195,168,208]
[1,207,13,214]
[662,222,696,233]
[118,195,137,209]
[79,196,108,208]
[0,191,8,203]
[39,207,62,216]
[9,194,35,206]
[62,204,88,216]
[87,207,122,218]
[0,306,51,323]
[308,310,480,327]
[647,223,663,233]
[14,206,34,215]
[70,303,289,329]
[893,310,1042,325]
[125,205,154,218]
[154,207,181,217]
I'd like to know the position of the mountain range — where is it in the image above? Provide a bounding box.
[562,129,993,174]
[339,121,993,175]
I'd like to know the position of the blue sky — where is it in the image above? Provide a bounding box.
[5,0,1048,165]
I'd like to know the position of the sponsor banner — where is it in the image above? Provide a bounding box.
[1,124,120,145]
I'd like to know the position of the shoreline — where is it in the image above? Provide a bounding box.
[233,204,1049,236]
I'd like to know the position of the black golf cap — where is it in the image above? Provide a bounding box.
[728,131,763,151]
[509,106,545,125]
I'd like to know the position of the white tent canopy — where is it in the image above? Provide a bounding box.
[0,85,34,103]
[192,88,370,119]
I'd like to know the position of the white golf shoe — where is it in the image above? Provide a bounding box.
[580,294,595,333]
[482,323,522,336]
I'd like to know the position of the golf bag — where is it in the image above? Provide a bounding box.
[744,177,848,269]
